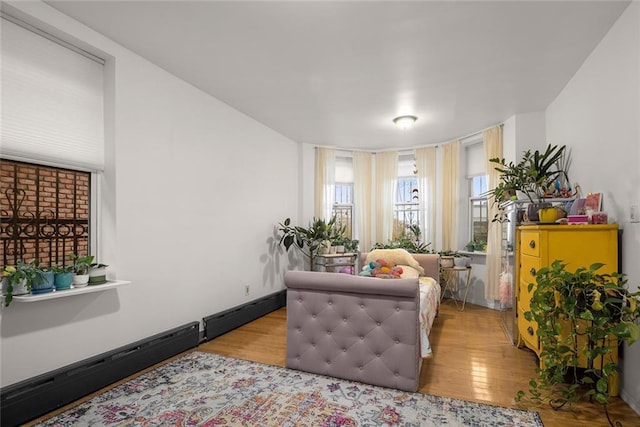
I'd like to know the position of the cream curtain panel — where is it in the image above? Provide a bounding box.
[483,126,503,301]
[415,146,436,248]
[314,147,335,220]
[375,151,398,245]
[353,151,373,252]
[441,141,460,251]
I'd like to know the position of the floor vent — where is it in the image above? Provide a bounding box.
[203,290,286,341]
[1,321,200,427]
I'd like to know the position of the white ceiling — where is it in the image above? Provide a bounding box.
[45,1,630,151]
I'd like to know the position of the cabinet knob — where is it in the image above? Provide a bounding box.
[527,326,534,336]
[530,267,536,276]
[529,240,536,249]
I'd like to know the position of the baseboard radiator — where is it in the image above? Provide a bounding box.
[203,289,286,341]
[1,321,200,427]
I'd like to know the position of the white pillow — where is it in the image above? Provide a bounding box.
[364,249,425,276]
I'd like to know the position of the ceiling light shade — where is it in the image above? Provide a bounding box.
[393,115,417,130]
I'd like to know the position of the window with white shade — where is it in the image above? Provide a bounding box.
[333,155,353,238]
[0,14,104,267]
[466,142,488,248]
[394,154,420,240]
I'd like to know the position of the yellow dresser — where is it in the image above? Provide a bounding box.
[515,224,619,395]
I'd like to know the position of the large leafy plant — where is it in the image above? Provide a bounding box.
[277,216,346,268]
[517,260,640,426]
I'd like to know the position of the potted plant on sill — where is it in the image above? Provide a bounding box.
[1,260,41,306]
[70,253,94,288]
[516,260,640,426]
[88,262,108,285]
[487,144,569,223]
[52,264,74,291]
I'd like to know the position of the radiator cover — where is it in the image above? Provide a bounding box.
[1,321,200,427]
[203,290,286,341]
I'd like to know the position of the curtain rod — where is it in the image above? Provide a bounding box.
[312,122,504,153]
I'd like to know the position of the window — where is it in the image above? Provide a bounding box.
[0,160,91,268]
[0,15,104,268]
[333,155,353,238]
[464,140,487,248]
[394,155,420,240]
[469,175,488,247]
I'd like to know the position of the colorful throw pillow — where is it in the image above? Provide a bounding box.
[399,265,420,279]
[364,249,425,276]
[359,258,404,279]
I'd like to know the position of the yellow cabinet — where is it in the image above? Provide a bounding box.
[515,224,619,395]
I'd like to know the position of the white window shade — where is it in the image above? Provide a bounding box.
[335,156,353,183]
[1,17,104,171]
[466,142,485,177]
[398,154,415,177]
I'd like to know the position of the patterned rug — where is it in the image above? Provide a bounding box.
[36,351,543,426]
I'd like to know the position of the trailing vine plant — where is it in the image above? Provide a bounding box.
[516,260,640,426]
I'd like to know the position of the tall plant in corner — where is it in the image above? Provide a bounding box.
[516,260,640,426]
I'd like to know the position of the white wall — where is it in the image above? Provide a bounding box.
[0,1,300,387]
[546,2,640,412]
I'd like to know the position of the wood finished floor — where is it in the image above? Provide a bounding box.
[29,301,640,427]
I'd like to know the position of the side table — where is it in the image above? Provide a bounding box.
[314,253,358,274]
[440,266,472,311]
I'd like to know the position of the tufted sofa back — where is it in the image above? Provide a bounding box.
[284,270,421,392]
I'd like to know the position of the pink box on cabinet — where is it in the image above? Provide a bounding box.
[567,215,589,224]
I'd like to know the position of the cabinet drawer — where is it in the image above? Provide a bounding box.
[520,231,540,257]
[520,254,541,287]
[518,305,539,353]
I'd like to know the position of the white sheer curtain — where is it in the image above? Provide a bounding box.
[353,151,372,252]
[441,141,460,251]
[375,151,398,245]
[314,147,335,220]
[415,146,436,248]
[484,126,503,300]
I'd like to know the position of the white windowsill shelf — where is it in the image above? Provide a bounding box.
[8,280,130,303]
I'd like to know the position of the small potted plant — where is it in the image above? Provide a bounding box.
[52,264,74,291]
[1,260,41,306]
[88,262,108,285]
[70,253,94,287]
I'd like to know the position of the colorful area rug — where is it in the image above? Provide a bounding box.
[36,351,543,426]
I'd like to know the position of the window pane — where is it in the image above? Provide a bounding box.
[334,183,353,239]
[335,183,352,204]
[471,175,487,197]
[0,160,91,267]
[470,198,488,246]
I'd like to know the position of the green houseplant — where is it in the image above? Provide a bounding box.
[517,260,640,426]
[487,144,569,222]
[1,260,41,306]
[277,216,346,269]
[70,253,94,287]
[52,264,74,290]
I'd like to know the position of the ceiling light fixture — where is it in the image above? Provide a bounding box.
[393,115,417,130]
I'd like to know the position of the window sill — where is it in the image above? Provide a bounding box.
[458,250,486,256]
[8,280,130,303]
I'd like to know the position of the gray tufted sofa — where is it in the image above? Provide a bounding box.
[284,253,440,392]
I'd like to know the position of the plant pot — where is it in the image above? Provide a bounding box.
[32,271,54,294]
[2,278,29,296]
[440,256,454,268]
[526,202,552,223]
[88,266,107,285]
[454,257,471,268]
[73,274,90,288]
[54,272,74,290]
[538,207,558,224]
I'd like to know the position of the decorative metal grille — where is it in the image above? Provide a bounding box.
[333,204,353,238]
[0,160,90,268]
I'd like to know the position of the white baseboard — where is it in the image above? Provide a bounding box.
[621,389,640,416]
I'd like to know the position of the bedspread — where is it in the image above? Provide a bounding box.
[419,276,440,358]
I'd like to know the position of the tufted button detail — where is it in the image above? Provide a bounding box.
[328,301,333,305]
[376,322,381,326]
[376,353,380,358]
[360,336,364,340]
[359,366,363,370]
[343,317,348,322]
[298,298,303,302]
[360,304,364,309]
[395,372,399,376]
[297,327,302,332]
[395,307,400,311]
[312,314,317,319]
[343,348,347,352]
[395,339,400,344]
[327,331,332,335]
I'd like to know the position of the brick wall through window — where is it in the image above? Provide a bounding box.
[0,160,90,268]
